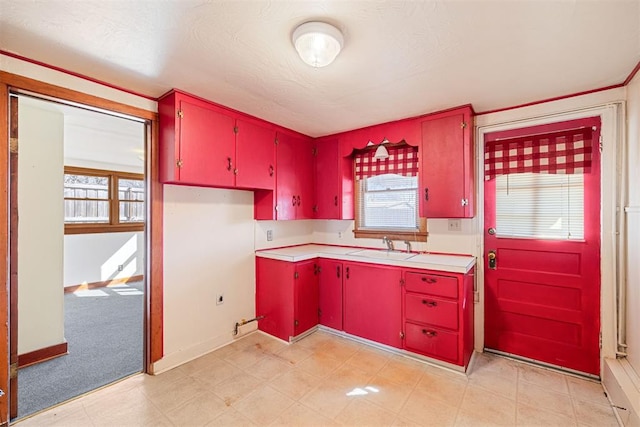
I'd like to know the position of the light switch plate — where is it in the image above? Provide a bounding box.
[448,219,462,232]
[266,230,273,241]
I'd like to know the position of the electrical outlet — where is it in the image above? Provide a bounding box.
[338,232,342,239]
[448,219,462,232]
[117,264,124,271]
[266,230,273,241]
[216,294,224,305]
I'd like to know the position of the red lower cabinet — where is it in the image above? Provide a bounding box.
[344,262,402,348]
[256,257,319,341]
[318,258,343,330]
[402,268,474,367]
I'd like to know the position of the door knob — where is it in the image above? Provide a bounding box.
[487,250,497,270]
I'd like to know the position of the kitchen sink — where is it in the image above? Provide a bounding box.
[349,249,417,261]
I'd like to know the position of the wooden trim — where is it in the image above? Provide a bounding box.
[0,50,156,101]
[17,342,68,368]
[623,60,640,86]
[64,275,144,294]
[8,95,18,419]
[0,71,156,121]
[0,74,163,400]
[65,223,145,235]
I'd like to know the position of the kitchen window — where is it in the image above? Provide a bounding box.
[353,144,427,241]
[64,166,145,234]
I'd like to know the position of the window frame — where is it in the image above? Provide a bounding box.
[64,166,145,235]
[352,147,427,242]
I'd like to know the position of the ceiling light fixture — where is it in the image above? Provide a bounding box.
[292,21,344,68]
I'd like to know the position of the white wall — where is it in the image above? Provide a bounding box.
[64,232,144,286]
[156,185,256,372]
[18,101,65,355]
[624,72,640,376]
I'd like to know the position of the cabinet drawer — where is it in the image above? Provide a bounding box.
[404,272,458,299]
[405,294,458,330]
[404,322,459,363]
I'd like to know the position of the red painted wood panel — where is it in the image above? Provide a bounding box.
[295,137,315,219]
[484,117,601,375]
[256,258,294,341]
[235,119,276,190]
[294,260,319,336]
[344,262,402,348]
[405,322,459,363]
[404,272,458,299]
[405,294,458,330]
[318,258,343,330]
[314,138,341,219]
[275,133,297,220]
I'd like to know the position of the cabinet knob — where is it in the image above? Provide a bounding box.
[233,168,238,175]
[296,195,301,206]
[346,267,350,279]
[336,266,341,278]
[424,188,429,201]
[176,159,183,168]
[292,196,296,206]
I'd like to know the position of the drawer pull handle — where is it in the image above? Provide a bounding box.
[422,329,438,337]
[422,300,438,307]
[421,277,437,284]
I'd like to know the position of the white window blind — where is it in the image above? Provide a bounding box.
[357,173,419,230]
[496,172,584,240]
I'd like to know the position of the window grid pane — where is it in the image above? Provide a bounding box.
[496,173,584,240]
[358,174,419,230]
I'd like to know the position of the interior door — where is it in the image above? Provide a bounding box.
[484,117,601,375]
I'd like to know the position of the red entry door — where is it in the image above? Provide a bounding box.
[484,117,601,376]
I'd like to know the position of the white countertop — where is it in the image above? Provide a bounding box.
[256,244,476,274]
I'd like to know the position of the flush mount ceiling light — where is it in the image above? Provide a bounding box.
[292,21,344,68]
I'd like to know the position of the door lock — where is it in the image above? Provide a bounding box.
[487,250,497,270]
[488,227,496,235]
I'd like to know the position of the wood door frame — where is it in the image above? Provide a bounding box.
[475,103,623,367]
[0,71,164,425]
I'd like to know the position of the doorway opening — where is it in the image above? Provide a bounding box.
[10,93,148,419]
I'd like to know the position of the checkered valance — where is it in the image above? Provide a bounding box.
[484,128,593,181]
[354,145,419,180]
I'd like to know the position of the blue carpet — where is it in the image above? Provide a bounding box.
[16,281,144,419]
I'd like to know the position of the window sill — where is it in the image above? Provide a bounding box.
[65,223,145,235]
[353,218,428,242]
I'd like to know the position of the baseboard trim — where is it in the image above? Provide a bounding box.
[18,342,68,368]
[64,275,144,293]
[603,357,640,426]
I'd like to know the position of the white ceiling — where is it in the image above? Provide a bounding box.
[1,1,639,137]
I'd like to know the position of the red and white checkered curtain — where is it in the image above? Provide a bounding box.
[354,146,418,180]
[484,128,593,181]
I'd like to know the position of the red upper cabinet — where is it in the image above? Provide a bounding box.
[314,137,341,219]
[420,106,474,218]
[235,118,276,190]
[159,91,236,187]
[276,132,315,220]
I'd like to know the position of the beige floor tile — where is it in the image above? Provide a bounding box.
[516,401,577,426]
[232,384,295,425]
[468,365,517,400]
[299,379,361,419]
[271,402,338,426]
[319,337,362,362]
[273,345,314,366]
[295,330,333,351]
[392,416,425,427]
[296,351,343,378]
[413,370,468,407]
[335,399,397,426]
[456,384,517,426]
[518,363,570,395]
[572,399,618,427]
[190,358,242,388]
[164,391,229,426]
[345,346,391,375]
[211,372,264,407]
[566,376,610,405]
[16,405,94,427]
[249,354,294,381]
[270,368,322,400]
[230,331,269,351]
[330,363,374,390]
[364,374,414,413]
[470,352,519,382]
[86,388,172,427]
[225,344,270,370]
[143,376,210,413]
[517,381,575,418]
[401,386,459,426]
[207,408,257,426]
[179,350,223,375]
[376,356,425,387]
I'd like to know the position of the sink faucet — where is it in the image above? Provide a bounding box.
[382,236,394,251]
[404,240,412,253]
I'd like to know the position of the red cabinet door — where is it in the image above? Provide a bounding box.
[235,119,276,190]
[275,133,297,220]
[294,260,319,336]
[256,258,295,341]
[295,137,315,219]
[343,262,402,348]
[318,258,343,330]
[420,108,474,218]
[178,98,236,187]
[314,138,341,219]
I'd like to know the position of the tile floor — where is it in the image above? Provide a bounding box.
[16,330,619,426]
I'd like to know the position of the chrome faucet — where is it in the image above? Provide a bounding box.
[382,236,394,251]
[404,240,412,253]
